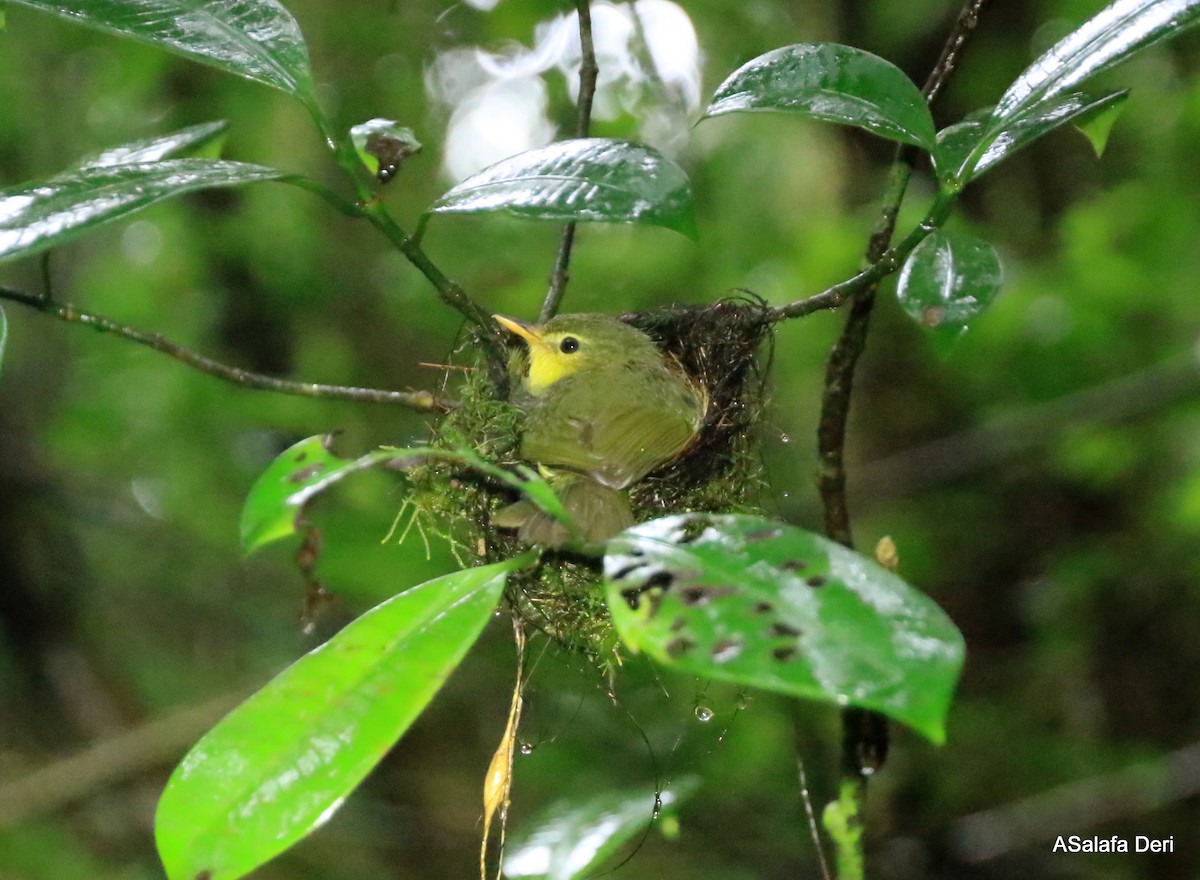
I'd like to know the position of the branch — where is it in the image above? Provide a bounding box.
[0,287,456,413]
[817,0,992,814]
[818,0,991,547]
[539,0,599,323]
[0,689,248,828]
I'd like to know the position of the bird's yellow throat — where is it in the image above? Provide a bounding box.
[494,315,590,395]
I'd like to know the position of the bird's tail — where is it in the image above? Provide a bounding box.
[493,473,633,547]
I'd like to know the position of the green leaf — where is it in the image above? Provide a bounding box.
[7,0,315,101]
[155,555,531,880]
[0,158,289,263]
[897,229,1003,330]
[1076,91,1130,156]
[80,120,229,168]
[703,42,936,151]
[427,138,697,239]
[241,436,578,554]
[504,778,699,880]
[981,0,1200,154]
[935,91,1129,187]
[604,514,964,744]
[350,119,422,183]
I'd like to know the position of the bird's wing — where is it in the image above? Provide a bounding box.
[523,392,700,488]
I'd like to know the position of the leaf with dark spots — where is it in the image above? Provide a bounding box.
[666,637,696,658]
[603,513,965,744]
[769,622,802,638]
[288,464,325,483]
[609,561,644,581]
[645,591,665,617]
[711,639,743,663]
[679,585,737,606]
[644,570,676,590]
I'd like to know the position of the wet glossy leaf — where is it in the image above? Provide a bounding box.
[985,0,1200,147]
[704,43,936,150]
[8,0,315,100]
[155,555,531,880]
[428,139,697,239]
[0,304,7,381]
[504,778,698,880]
[897,229,1003,329]
[604,513,964,744]
[0,158,289,263]
[350,119,421,183]
[935,91,1128,187]
[241,436,576,555]
[80,120,229,168]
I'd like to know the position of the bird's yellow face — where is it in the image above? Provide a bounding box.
[494,315,593,395]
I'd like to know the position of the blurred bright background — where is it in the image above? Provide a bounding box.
[1,1,1199,878]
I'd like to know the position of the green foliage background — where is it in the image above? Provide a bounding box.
[1,1,1198,878]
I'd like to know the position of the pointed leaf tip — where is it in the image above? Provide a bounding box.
[0,158,289,265]
[80,120,230,169]
[155,555,528,880]
[990,0,1200,131]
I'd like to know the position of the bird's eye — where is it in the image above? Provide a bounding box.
[559,336,580,354]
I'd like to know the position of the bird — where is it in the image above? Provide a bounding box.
[492,312,707,547]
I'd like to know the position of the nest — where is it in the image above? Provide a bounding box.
[403,294,775,660]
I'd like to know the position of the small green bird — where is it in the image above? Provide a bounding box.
[493,313,707,546]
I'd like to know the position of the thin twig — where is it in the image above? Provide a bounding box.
[305,108,508,364]
[819,0,992,547]
[539,0,599,323]
[0,287,456,412]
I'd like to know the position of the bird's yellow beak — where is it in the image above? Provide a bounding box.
[493,315,549,350]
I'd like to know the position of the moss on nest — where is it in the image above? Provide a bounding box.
[401,296,774,660]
